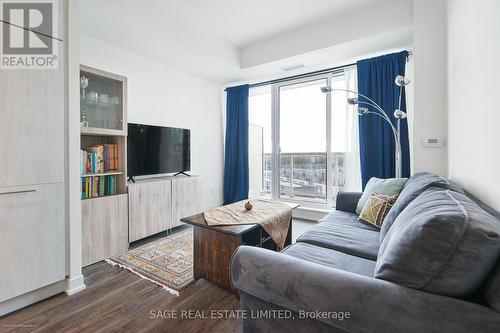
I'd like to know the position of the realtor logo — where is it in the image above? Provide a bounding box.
[1,0,58,69]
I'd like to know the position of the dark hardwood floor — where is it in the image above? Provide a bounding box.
[0,219,316,333]
[0,262,242,333]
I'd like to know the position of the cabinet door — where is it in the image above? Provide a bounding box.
[0,68,64,187]
[82,194,129,266]
[128,180,172,242]
[172,177,200,228]
[0,183,65,302]
[80,66,126,133]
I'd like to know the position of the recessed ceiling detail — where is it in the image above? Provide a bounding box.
[79,0,413,84]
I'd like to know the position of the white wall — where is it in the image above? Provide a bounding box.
[447,0,500,210]
[411,0,448,176]
[80,34,224,209]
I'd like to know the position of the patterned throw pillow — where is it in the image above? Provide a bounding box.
[358,193,399,228]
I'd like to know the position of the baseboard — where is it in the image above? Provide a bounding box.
[0,279,66,317]
[65,275,86,295]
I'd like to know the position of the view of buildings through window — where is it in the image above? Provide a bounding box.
[249,73,355,206]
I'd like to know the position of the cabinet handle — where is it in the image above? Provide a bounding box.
[0,189,36,196]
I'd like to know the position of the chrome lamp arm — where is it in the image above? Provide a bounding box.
[320,85,405,178]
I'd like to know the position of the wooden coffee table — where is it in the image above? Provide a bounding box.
[181,202,299,294]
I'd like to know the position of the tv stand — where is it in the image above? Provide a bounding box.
[128,176,200,242]
[173,171,190,177]
[128,176,136,183]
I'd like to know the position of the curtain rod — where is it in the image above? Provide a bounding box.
[227,49,412,90]
[248,62,356,89]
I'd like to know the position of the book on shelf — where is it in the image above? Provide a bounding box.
[80,142,119,199]
[81,174,117,199]
[80,143,119,174]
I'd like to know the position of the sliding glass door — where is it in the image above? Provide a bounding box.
[248,68,360,207]
[278,78,328,204]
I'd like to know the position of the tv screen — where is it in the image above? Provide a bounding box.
[127,123,190,177]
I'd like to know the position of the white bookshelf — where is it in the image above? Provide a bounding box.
[80,65,129,266]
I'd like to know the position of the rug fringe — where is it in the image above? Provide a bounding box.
[105,259,180,296]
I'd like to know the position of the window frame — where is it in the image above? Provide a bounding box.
[249,70,348,209]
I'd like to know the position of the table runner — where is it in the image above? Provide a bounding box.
[203,200,293,249]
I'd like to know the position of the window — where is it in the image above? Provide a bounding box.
[279,79,328,204]
[248,68,361,207]
[249,85,272,198]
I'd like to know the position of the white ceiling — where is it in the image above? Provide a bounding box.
[170,0,384,47]
[79,0,412,84]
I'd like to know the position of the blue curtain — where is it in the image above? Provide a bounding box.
[357,51,410,188]
[223,84,249,204]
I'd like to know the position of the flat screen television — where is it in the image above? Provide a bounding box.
[127,123,190,177]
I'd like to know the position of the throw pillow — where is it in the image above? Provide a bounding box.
[355,177,408,214]
[358,193,398,228]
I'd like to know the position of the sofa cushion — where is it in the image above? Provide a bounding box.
[297,212,380,260]
[321,210,379,232]
[464,190,500,312]
[380,172,464,241]
[283,242,376,277]
[375,187,500,297]
[480,259,500,313]
[356,177,407,214]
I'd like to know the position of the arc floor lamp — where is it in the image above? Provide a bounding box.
[320,75,411,178]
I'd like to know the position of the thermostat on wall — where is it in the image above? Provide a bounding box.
[421,137,444,147]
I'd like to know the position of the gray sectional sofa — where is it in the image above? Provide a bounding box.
[230,172,500,332]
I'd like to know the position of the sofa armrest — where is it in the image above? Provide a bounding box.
[230,246,500,333]
[335,191,362,213]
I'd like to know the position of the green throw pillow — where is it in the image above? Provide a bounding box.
[358,193,399,228]
[356,177,407,214]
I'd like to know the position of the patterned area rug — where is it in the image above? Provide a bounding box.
[106,228,194,296]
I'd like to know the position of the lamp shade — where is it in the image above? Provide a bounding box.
[395,75,410,87]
